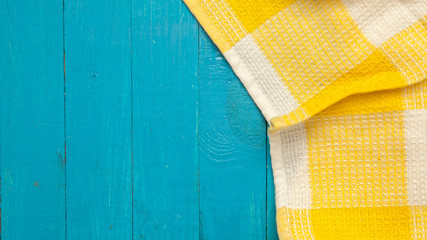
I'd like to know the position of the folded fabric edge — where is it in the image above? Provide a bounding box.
[183,0,427,134]
[269,72,418,134]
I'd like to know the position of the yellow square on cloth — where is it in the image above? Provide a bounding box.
[183,0,427,239]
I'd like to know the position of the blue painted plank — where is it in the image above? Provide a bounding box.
[267,140,279,240]
[0,1,66,239]
[64,0,132,238]
[131,0,200,239]
[198,29,267,239]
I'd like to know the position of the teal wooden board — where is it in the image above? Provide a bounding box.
[64,0,132,238]
[0,1,66,239]
[1,0,279,239]
[198,29,268,239]
[131,1,200,239]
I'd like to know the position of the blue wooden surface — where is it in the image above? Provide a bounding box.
[199,29,268,239]
[64,0,133,238]
[0,0,278,239]
[132,1,199,239]
[0,1,66,239]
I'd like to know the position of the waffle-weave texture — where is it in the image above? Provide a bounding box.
[183,0,427,239]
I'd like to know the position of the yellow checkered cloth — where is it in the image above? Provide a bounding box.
[184,0,427,239]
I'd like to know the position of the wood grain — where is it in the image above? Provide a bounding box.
[0,0,278,239]
[64,0,132,238]
[132,1,200,239]
[0,1,66,239]
[198,28,268,239]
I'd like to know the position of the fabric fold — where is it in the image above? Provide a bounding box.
[184,0,427,131]
[183,0,427,239]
